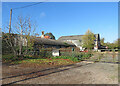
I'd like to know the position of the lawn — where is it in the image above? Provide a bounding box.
[11,58,75,66]
[2,53,92,66]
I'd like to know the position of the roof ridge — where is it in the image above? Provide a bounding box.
[60,35,83,37]
[59,34,98,38]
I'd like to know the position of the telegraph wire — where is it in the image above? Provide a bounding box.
[12,2,44,10]
[5,1,47,33]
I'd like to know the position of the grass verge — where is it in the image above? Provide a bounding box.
[11,58,74,65]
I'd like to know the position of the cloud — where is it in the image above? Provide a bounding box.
[40,12,46,18]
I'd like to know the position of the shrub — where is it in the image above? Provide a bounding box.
[75,52,92,60]
[51,52,93,62]
[2,54,34,63]
[51,56,79,62]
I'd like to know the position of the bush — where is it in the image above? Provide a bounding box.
[2,54,15,62]
[2,54,34,63]
[51,56,79,62]
[75,52,92,60]
[51,52,93,62]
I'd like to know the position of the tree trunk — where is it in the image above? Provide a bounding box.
[19,29,23,56]
[19,39,22,56]
[13,48,17,57]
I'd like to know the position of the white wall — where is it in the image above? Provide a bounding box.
[64,39,100,51]
[63,40,84,51]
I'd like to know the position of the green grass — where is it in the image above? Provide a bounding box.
[2,54,76,65]
[109,75,117,80]
[2,52,93,64]
[51,56,79,62]
[11,58,72,65]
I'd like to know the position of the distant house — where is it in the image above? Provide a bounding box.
[33,31,75,49]
[39,31,55,39]
[58,34,101,51]
[40,31,50,39]
[8,32,75,50]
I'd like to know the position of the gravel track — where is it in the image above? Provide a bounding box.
[1,53,119,85]
[2,61,118,84]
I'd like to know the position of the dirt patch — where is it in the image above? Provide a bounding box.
[2,61,118,84]
[2,54,119,84]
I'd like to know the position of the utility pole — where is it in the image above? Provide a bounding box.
[9,8,12,34]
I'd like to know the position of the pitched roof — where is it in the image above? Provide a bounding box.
[58,34,99,41]
[58,35,83,40]
[34,38,75,46]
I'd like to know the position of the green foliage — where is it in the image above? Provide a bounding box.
[2,32,14,54]
[44,32,55,39]
[82,29,95,50]
[118,38,120,49]
[104,42,116,49]
[2,54,33,63]
[75,53,92,60]
[26,36,35,51]
[103,38,120,49]
[38,49,52,58]
[100,38,105,46]
[2,54,15,62]
[113,38,120,49]
[58,51,92,61]
[12,58,72,65]
[51,52,92,62]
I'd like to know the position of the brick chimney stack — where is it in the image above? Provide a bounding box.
[41,31,45,38]
[42,31,44,35]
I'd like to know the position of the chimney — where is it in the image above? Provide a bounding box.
[41,31,45,38]
[42,31,44,35]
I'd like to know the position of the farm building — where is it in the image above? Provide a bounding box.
[58,34,101,51]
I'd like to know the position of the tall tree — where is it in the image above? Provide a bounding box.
[118,38,120,49]
[82,29,95,50]
[2,15,37,57]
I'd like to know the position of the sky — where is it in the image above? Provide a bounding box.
[2,2,118,43]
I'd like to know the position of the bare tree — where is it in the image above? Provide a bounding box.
[3,15,38,57]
